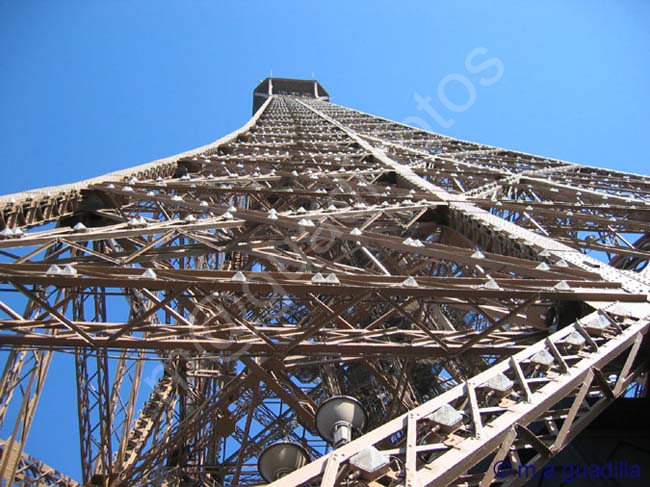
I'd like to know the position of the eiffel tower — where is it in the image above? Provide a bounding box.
[0,78,648,487]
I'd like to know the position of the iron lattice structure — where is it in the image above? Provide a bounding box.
[0,78,648,487]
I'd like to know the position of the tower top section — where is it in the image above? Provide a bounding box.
[252,78,329,114]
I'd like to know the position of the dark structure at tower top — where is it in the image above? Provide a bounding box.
[252,77,329,114]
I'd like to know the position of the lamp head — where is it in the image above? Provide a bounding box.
[316,395,367,447]
[258,442,310,483]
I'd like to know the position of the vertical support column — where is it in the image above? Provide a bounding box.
[0,288,58,483]
[76,347,113,484]
[0,349,52,483]
[75,287,113,484]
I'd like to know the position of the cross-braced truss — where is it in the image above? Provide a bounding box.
[0,79,648,487]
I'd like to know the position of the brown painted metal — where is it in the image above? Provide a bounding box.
[0,79,648,486]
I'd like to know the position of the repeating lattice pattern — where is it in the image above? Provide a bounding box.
[0,85,648,487]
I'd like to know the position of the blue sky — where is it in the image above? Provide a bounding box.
[1,0,649,480]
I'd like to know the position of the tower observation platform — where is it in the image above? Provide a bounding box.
[252,77,329,114]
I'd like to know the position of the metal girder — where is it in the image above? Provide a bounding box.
[0,349,52,484]
[0,80,648,486]
[75,347,112,482]
[0,440,80,486]
[265,309,649,487]
[0,97,274,232]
